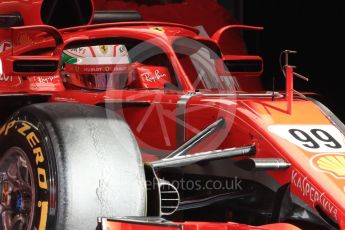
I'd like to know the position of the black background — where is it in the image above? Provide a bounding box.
[93,0,345,122]
[240,1,345,122]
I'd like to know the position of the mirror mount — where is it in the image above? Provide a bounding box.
[212,25,264,44]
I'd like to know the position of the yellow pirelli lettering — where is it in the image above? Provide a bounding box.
[0,120,15,136]
[38,201,49,230]
[17,122,31,136]
[37,168,48,190]
[33,147,44,165]
[26,132,40,148]
[0,123,6,135]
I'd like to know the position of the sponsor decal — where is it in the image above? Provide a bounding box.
[0,74,22,87]
[29,76,62,91]
[65,45,129,58]
[0,120,15,136]
[269,125,345,153]
[311,153,345,178]
[32,76,60,84]
[141,69,167,82]
[0,75,13,82]
[1,120,49,228]
[64,47,87,58]
[38,201,48,230]
[86,66,103,72]
[83,66,108,72]
[291,169,338,220]
[70,47,86,55]
[67,64,128,74]
[16,122,48,190]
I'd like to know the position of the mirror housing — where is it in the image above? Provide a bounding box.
[223,55,263,77]
[3,56,59,75]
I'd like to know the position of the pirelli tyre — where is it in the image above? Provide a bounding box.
[0,103,146,230]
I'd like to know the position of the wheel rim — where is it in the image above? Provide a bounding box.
[0,147,36,230]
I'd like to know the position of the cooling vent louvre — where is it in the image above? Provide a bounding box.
[159,181,180,216]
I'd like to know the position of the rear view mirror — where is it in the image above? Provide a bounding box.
[173,37,221,59]
[3,56,59,75]
[0,13,23,27]
[223,55,263,77]
[212,25,263,56]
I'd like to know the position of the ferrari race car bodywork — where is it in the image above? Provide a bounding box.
[0,0,345,229]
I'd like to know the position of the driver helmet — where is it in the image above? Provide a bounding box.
[62,45,131,90]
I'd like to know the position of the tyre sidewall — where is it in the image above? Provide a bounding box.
[0,112,58,230]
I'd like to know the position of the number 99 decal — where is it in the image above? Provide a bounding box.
[268,125,345,153]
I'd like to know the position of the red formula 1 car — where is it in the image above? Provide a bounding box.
[0,1,344,229]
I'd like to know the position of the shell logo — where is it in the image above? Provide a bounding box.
[311,153,345,178]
